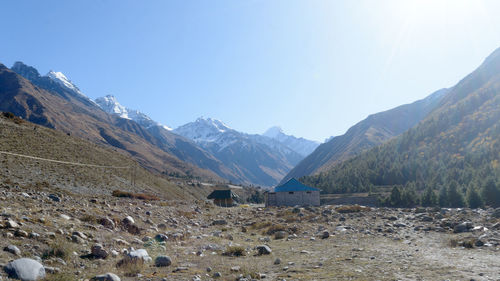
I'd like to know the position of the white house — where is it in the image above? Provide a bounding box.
[265,178,320,207]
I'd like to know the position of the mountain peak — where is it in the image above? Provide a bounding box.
[95,95,171,130]
[95,95,129,119]
[11,61,41,80]
[46,69,84,96]
[195,117,231,133]
[263,126,284,138]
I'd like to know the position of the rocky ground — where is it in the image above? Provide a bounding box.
[0,185,499,281]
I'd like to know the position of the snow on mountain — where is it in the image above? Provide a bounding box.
[263,126,320,157]
[174,117,238,150]
[46,70,85,97]
[95,95,129,119]
[174,117,305,186]
[95,95,172,130]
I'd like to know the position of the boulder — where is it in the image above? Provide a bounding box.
[454,222,473,233]
[127,249,152,263]
[256,245,272,255]
[6,219,19,228]
[48,194,61,202]
[91,244,109,259]
[4,245,21,256]
[91,273,121,281]
[154,234,168,242]
[98,217,115,229]
[212,219,227,226]
[122,216,135,225]
[154,255,172,267]
[4,258,46,281]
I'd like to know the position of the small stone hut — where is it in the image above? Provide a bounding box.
[207,189,238,207]
[265,178,320,207]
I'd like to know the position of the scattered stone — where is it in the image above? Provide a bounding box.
[6,219,19,228]
[274,258,282,265]
[4,245,21,256]
[127,249,152,263]
[98,217,115,229]
[122,216,135,225]
[91,244,109,259]
[15,229,28,237]
[90,273,121,281]
[454,222,473,233]
[256,245,272,255]
[48,194,61,202]
[155,255,172,267]
[212,219,227,226]
[155,234,168,242]
[213,272,222,278]
[4,258,46,280]
[321,231,330,239]
[113,239,129,246]
[274,231,287,240]
[59,214,70,220]
[43,267,60,274]
[230,266,241,272]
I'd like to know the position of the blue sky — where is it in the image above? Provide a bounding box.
[2,0,500,141]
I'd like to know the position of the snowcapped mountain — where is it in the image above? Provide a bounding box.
[174,118,240,151]
[174,117,304,186]
[46,70,85,97]
[95,95,172,130]
[263,126,320,157]
[11,62,96,108]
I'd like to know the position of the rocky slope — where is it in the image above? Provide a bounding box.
[282,88,447,183]
[1,62,220,181]
[175,118,304,187]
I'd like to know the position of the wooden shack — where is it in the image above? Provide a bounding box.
[207,189,238,207]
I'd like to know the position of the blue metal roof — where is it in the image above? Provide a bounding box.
[274,178,320,192]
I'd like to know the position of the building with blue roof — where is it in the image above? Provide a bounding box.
[266,178,320,207]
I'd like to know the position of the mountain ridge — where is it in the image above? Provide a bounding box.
[175,117,304,186]
[282,88,448,184]
[301,46,500,196]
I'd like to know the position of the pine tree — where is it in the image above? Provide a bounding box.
[438,186,448,207]
[389,186,402,207]
[466,186,483,209]
[481,178,500,207]
[447,180,465,208]
[421,186,438,207]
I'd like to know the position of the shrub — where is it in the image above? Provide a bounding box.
[42,241,73,261]
[117,258,145,277]
[112,190,159,201]
[264,224,287,235]
[250,221,272,230]
[336,205,371,213]
[223,246,246,257]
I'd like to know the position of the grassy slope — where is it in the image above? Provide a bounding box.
[0,114,212,200]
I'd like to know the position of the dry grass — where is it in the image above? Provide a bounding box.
[42,240,74,261]
[264,224,287,235]
[335,204,371,213]
[112,190,160,201]
[117,258,145,277]
[223,246,246,257]
[250,221,272,230]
